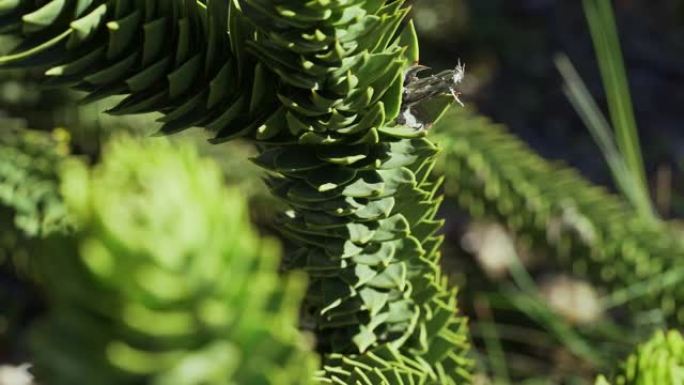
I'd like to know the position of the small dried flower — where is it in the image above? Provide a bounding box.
[398,61,466,130]
[0,364,34,385]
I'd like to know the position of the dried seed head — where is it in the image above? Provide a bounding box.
[398,60,466,130]
[450,61,466,107]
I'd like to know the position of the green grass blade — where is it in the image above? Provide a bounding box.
[555,54,655,221]
[475,295,512,385]
[582,0,654,219]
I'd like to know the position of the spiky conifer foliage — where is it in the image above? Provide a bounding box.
[0,1,268,138]
[238,4,471,383]
[30,136,318,385]
[0,1,472,383]
[595,330,684,385]
[433,108,684,326]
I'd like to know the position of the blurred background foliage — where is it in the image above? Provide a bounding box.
[415,0,684,210]
[1,1,684,385]
[412,1,684,384]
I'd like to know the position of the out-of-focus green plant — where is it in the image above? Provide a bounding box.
[0,128,70,239]
[433,108,684,327]
[29,136,318,385]
[595,330,684,385]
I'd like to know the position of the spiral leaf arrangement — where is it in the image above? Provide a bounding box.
[1,0,472,383]
[433,108,684,326]
[30,136,318,385]
[595,330,684,385]
[237,3,471,383]
[0,0,267,139]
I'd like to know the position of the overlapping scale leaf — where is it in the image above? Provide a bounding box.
[29,136,318,385]
[0,0,271,140]
[433,108,684,326]
[595,330,684,385]
[253,115,474,383]
[255,134,472,383]
[316,287,472,385]
[239,0,472,381]
[256,137,428,348]
[237,0,416,144]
